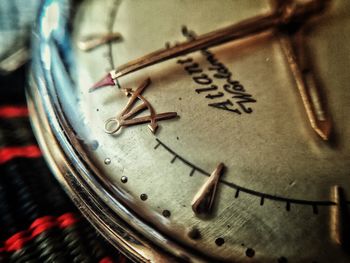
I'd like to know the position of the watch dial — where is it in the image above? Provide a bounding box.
[43,0,350,261]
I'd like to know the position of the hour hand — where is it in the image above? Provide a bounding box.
[279,32,332,141]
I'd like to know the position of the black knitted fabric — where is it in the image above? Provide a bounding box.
[0,66,129,263]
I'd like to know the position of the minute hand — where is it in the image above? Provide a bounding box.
[92,0,325,90]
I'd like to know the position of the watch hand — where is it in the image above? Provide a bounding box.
[279,33,331,141]
[92,0,327,90]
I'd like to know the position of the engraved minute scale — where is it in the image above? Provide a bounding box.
[91,0,332,141]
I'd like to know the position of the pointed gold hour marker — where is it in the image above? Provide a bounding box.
[279,33,332,141]
[330,186,350,248]
[104,78,178,134]
[192,163,225,215]
[78,32,122,52]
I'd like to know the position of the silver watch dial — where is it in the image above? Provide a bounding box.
[30,0,350,262]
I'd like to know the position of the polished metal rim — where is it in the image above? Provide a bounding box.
[24,0,216,262]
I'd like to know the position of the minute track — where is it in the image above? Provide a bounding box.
[154,138,341,212]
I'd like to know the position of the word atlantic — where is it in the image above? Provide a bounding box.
[177,26,257,115]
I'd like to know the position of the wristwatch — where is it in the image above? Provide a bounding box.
[27,0,350,262]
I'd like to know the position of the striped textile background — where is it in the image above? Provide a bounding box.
[0,66,129,263]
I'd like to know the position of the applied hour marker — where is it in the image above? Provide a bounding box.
[104,78,178,135]
[191,163,225,216]
[330,186,350,248]
[78,32,122,52]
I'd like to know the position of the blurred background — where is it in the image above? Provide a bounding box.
[0,1,127,262]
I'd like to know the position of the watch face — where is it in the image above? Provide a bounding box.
[29,0,350,262]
